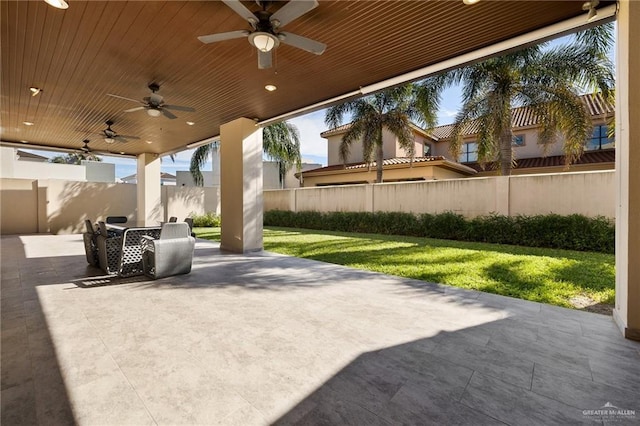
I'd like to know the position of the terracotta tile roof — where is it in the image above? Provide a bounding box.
[464,149,615,172]
[432,93,614,140]
[301,156,478,177]
[302,156,445,174]
[16,149,48,161]
[320,122,429,138]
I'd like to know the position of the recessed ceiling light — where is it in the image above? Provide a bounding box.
[44,0,69,9]
[20,140,28,143]
[265,84,277,92]
[29,87,42,96]
[120,151,125,155]
[146,140,153,144]
[23,121,34,126]
[186,121,195,126]
[463,0,480,4]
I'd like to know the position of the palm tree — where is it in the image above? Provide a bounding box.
[49,152,102,164]
[442,24,614,176]
[263,121,301,188]
[189,122,301,187]
[325,81,442,183]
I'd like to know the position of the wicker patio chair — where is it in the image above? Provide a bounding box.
[96,221,123,274]
[141,222,195,279]
[183,217,197,238]
[106,216,128,224]
[82,219,99,267]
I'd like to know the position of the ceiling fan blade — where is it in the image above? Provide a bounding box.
[124,106,146,113]
[222,0,256,23]
[162,109,178,119]
[258,50,272,69]
[107,93,143,104]
[118,134,140,140]
[163,104,195,112]
[270,0,318,29]
[198,30,250,44]
[114,136,129,143]
[278,32,326,55]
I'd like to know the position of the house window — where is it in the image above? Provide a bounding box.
[458,142,478,163]
[512,134,525,147]
[423,143,432,156]
[586,125,614,151]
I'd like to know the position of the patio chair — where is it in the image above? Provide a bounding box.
[82,219,99,267]
[106,216,128,224]
[183,217,197,238]
[96,221,123,274]
[141,222,195,279]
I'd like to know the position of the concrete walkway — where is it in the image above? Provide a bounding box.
[1,234,639,425]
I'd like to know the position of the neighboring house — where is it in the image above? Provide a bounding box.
[16,150,48,162]
[176,161,322,189]
[301,93,614,186]
[0,147,116,182]
[120,172,177,186]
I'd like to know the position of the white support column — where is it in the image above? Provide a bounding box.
[614,0,640,341]
[136,153,162,226]
[220,117,263,253]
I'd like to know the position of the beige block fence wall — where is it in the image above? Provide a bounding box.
[0,170,614,235]
[0,179,220,235]
[264,170,615,219]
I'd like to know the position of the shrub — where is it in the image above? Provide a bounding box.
[263,210,614,253]
[190,212,221,227]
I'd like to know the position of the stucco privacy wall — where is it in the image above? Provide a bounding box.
[0,178,39,234]
[509,171,615,217]
[0,178,223,235]
[44,179,137,234]
[295,184,371,213]
[0,171,615,235]
[163,185,220,221]
[264,170,615,219]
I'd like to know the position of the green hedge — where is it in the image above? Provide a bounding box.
[190,212,221,227]
[263,210,614,253]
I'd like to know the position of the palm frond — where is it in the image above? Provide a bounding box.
[189,143,214,186]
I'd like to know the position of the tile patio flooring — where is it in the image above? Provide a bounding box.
[1,234,639,425]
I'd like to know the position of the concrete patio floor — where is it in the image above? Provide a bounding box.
[1,234,639,425]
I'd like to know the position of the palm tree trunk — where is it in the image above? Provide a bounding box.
[376,142,384,183]
[499,128,513,176]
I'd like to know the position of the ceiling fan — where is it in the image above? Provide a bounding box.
[107,83,195,119]
[80,139,92,153]
[198,0,326,69]
[100,120,140,144]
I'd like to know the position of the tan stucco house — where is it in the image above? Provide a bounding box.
[301,93,614,186]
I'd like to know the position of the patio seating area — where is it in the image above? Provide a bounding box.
[2,233,639,425]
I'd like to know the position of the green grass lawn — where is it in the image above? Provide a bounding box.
[195,226,615,311]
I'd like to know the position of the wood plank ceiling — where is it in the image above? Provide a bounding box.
[0,1,613,157]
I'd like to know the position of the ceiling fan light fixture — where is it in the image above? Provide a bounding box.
[104,137,115,144]
[249,32,279,52]
[147,108,162,117]
[44,0,69,9]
